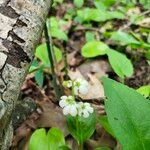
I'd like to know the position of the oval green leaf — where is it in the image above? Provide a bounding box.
[137,85,150,98]
[102,77,150,150]
[81,41,108,58]
[47,128,65,150]
[35,43,62,67]
[106,49,133,78]
[29,128,49,150]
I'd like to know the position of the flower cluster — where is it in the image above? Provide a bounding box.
[59,79,94,118]
[63,78,89,95]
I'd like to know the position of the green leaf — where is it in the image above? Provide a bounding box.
[58,146,71,150]
[47,128,65,150]
[94,0,107,10]
[106,49,133,78]
[145,50,150,60]
[99,116,114,137]
[29,59,39,73]
[35,44,50,67]
[95,147,111,150]
[75,8,125,23]
[35,69,44,87]
[29,128,49,150]
[148,33,150,44]
[51,28,68,41]
[53,46,62,63]
[35,43,62,67]
[74,0,84,8]
[102,77,150,150]
[81,41,109,58]
[67,112,96,144]
[85,31,95,42]
[49,17,59,28]
[111,31,140,45]
[137,85,150,98]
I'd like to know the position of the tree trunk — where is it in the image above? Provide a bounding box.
[0,0,51,149]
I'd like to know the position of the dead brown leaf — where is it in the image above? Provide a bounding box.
[68,70,105,100]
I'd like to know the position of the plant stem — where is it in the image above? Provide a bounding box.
[120,77,125,84]
[72,80,75,101]
[44,22,61,100]
[79,142,83,150]
[64,47,69,77]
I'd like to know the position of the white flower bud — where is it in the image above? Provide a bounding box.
[74,78,89,95]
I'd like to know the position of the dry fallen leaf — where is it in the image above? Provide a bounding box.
[138,17,150,28]
[36,100,69,136]
[78,59,111,79]
[68,70,105,100]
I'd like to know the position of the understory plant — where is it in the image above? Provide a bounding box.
[59,79,96,150]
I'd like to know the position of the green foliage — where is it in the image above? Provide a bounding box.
[81,41,108,58]
[99,115,114,137]
[29,128,66,150]
[75,8,125,23]
[74,0,84,8]
[81,41,133,78]
[29,128,49,150]
[51,28,68,41]
[111,31,140,45]
[95,147,111,150]
[58,146,71,150]
[67,112,96,144]
[137,85,150,98]
[35,69,44,87]
[29,43,62,87]
[47,128,65,150]
[29,59,39,72]
[85,32,95,42]
[145,50,150,60]
[48,17,68,41]
[106,49,133,78]
[35,43,62,67]
[102,77,150,150]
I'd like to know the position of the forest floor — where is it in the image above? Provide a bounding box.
[10,0,150,150]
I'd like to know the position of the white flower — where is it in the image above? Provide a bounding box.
[59,95,78,117]
[74,78,89,95]
[77,102,94,118]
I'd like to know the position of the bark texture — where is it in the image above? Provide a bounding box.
[0,0,51,149]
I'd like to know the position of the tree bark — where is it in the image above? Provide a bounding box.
[0,0,51,149]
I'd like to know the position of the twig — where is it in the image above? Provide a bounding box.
[75,26,101,34]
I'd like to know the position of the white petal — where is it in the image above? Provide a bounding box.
[60,95,67,100]
[84,103,90,107]
[83,111,89,118]
[69,106,77,117]
[63,106,70,115]
[79,86,88,95]
[59,100,67,108]
[81,80,88,87]
[87,107,94,113]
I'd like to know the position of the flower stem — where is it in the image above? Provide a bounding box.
[78,143,83,150]
[72,80,75,101]
[44,22,61,100]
